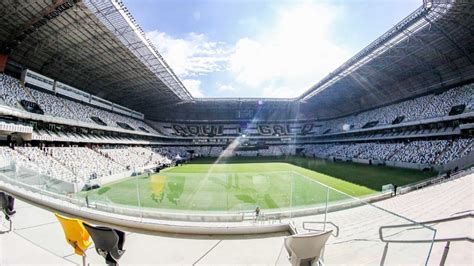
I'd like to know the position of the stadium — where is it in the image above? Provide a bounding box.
[0,0,473,265]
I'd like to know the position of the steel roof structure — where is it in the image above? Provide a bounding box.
[299,0,474,119]
[0,0,192,114]
[0,0,473,121]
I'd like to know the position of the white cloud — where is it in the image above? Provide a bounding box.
[146,31,230,78]
[182,79,204,97]
[217,84,236,92]
[147,2,349,98]
[229,3,350,97]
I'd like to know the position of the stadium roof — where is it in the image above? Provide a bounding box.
[0,0,192,113]
[0,0,473,121]
[299,0,474,119]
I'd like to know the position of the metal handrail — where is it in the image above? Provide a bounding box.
[303,221,340,237]
[379,213,472,265]
[379,213,474,243]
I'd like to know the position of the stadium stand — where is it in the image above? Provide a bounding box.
[26,86,77,120]
[0,137,472,192]
[152,146,190,159]
[0,74,34,107]
[347,84,474,130]
[15,146,76,182]
[0,74,158,134]
[301,138,474,166]
[152,83,474,138]
[0,144,176,187]
[158,137,473,168]
[47,147,126,181]
[31,128,152,145]
[99,146,171,169]
[354,143,404,161]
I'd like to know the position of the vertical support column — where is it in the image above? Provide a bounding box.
[0,54,8,73]
[82,254,87,266]
[380,242,389,265]
[440,241,450,265]
[323,186,329,231]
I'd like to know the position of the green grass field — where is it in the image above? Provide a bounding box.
[83,157,436,212]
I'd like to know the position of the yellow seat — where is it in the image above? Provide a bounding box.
[55,213,92,256]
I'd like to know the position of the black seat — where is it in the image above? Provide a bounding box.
[83,223,126,265]
[0,192,16,232]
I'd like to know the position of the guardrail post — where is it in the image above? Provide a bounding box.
[323,186,329,231]
[82,254,87,266]
[380,242,389,265]
[440,241,450,265]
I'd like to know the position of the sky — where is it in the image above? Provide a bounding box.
[122,0,422,98]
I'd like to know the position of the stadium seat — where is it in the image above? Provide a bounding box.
[0,192,16,232]
[284,230,332,266]
[54,213,92,266]
[83,223,126,265]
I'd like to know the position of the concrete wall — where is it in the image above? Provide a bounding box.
[385,161,431,170]
[98,164,160,186]
[318,155,432,170]
[98,170,135,186]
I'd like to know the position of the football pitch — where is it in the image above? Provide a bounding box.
[83,157,436,212]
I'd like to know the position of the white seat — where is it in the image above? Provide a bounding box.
[284,230,332,266]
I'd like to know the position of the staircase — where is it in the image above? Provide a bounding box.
[19,82,37,103]
[434,140,454,164]
[459,140,474,156]
[386,143,406,161]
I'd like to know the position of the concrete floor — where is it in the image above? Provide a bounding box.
[1,198,290,265]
